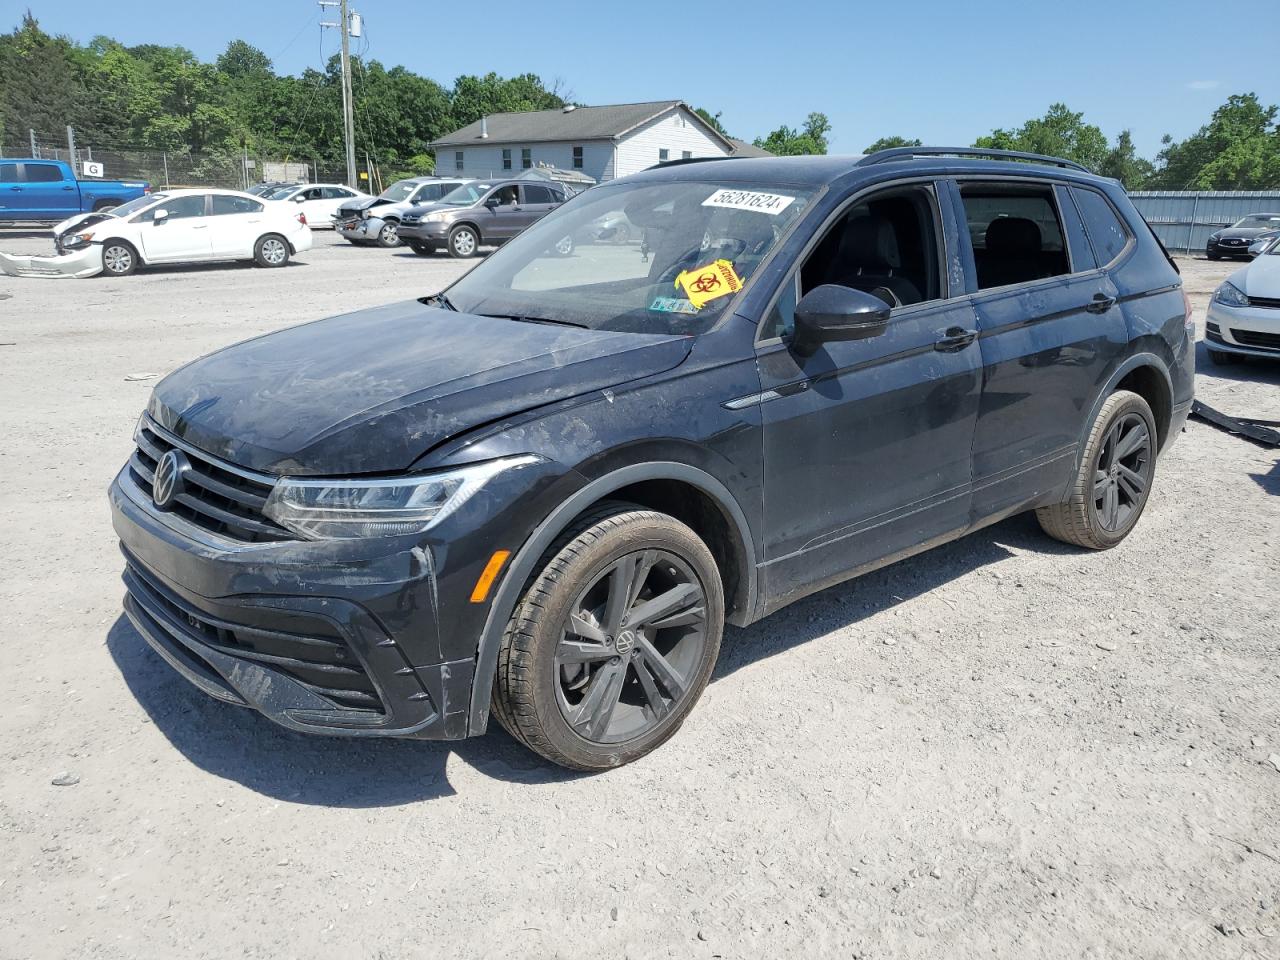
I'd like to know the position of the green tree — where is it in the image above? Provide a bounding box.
[0,13,96,145]
[1098,129,1154,189]
[448,72,564,128]
[694,107,729,138]
[754,112,832,156]
[864,135,922,153]
[1152,93,1280,189]
[974,103,1109,170]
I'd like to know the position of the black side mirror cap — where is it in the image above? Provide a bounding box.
[791,284,892,355]
[484,198,500,208]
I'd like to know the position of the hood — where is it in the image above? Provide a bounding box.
[148,300,692,476]
[1216,225,1280,240]
[54,210,114,236]
[338,196,404,217]
[1240,254,1280,298]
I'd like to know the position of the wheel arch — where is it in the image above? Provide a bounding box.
[99,236,145,266]
[1080,353,1174,459]
[467,461,757,735]
[449,220,483,242]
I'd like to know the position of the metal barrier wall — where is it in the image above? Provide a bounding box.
[1130,191,1280,254]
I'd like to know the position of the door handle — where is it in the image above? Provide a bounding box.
[9,186,21,191]
[62,185,75,191]
[192,224,208,230]
[1086,293,1117,314]
[935,326,978,352]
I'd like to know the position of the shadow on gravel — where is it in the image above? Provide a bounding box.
[1196,339,1280,385]
[106,616,586,807]
[716,511,1079,679]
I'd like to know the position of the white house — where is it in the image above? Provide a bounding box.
[429,100,766,183]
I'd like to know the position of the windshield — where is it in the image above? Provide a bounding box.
[445,179,816,336]
[265,186,297,200]
[380,180,419,202]
[1265,237,1280,256]
[111,194,163,218]
[440,183,491,206]
[1232,215,1280,230]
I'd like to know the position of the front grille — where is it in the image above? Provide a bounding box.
[1230,328,1280,351]
[127,418,292,543]
[125,559,384,713]
[1248,296,1280,309]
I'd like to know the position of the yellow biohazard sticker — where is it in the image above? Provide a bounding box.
[674,259,743,309]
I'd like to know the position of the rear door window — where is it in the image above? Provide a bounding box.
[211,195,262,215]
[522,184,556,205]
[959,183,1071,290]
[1072,187,1132,266]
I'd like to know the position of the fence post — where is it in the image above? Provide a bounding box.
[1186,195,1200,254]
[162,152,170,190]
[66,125,76,166]
[29,128,37,157]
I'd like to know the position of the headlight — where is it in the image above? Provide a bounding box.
[423,212,447,223]
[262,456,540,540]
[1208,233,1221,242]
[62,232,94,249]
[1213,281,1249,308]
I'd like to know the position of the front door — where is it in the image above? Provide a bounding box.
[949,179,1129,520]
[756,182,982,612]
[480,184,524,240]
[137,194,212,262]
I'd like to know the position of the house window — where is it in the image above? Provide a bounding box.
[658,148,669,162]
[572,146,583,169]
[521,148,532,169]
[682,151,692,160]
[455,151,464,172]
[502,149,511,170]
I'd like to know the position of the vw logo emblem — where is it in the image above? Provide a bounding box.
[614,630,636,655]
[152,450,188,509]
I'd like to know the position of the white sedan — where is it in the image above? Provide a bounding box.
[263,183,369,228]
[51,189,313,277]
[1205,238,1280,363]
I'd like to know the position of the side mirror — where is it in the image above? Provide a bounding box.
[292,194,306,202]
[152,208,169,225]
[484,198,500,209]
[791,284,891,356]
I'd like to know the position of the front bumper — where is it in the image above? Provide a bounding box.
[398,221,449,243]
[1206,239,1254,258]
[336,215,387,243]
[0,244,102,278]
[110,473,476,739]
[1205,301,1280,359]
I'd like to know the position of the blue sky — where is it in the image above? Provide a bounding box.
[15,0,1280,158]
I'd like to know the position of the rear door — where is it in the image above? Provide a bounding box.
[20,161,78,218]
[207,194,266,257]
[136,194,212,262]
[948,178,1127,521]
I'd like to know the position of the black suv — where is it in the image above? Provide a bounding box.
[111,148,1194,771]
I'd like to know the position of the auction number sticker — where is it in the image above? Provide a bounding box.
[701,189,796,216]
[674,259,743,309]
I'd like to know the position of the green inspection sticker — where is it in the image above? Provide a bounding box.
[649,296,699,314]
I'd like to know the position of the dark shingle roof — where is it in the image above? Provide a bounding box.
[431,100,734,149]
[728,138,773,158]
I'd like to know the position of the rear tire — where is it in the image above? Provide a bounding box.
[1036,390,1157,550]
[254,234,290,268]
[492,503,724,771]
[100,239,138,277]
[1208,348,1241,366]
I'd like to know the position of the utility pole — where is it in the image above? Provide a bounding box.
[319,0,358,189]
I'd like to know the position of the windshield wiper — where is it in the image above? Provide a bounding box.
[481,314,590,329]
[419,292,456,310]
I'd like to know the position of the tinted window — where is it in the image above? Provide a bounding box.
[211,195,262,215]
[960,184,1070,289]
[523,185,555,204]
[23,163,65,183]
[1055,184,1096,272]
[1073,188,1132,266]
[0,163,17,182]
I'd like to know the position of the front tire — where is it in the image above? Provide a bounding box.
[492,504,724,771]
[376,219,401,248]
[254,234,290,268]
[100,239,138,277]
[1036,390,1157,550]
[448,225,479,258]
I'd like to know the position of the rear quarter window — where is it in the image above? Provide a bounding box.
[1072,187,1132,266]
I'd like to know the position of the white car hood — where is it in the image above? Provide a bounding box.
[1240,255,1280,299]
[53,211,115,234]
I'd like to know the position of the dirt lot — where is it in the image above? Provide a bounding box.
[0,232,1276,959]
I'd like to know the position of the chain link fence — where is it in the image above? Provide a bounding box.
[5,132,350,191]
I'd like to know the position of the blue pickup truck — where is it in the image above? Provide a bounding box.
[0,158,149,222]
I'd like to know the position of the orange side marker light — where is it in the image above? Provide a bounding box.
[469,550,512,603]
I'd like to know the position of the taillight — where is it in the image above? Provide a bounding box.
[297,212,307,225]
[144,187,151,194]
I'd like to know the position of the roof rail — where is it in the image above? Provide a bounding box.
[856,146,1089,173]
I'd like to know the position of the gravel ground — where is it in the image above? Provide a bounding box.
[0,232,1277,959]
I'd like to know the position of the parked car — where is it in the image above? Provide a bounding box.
[1248,234,1277,258]
[110,148,1193,770]
[1205,213,1280,260]
[334,177,470,248]
[51,188,312,277]
[1205,236,1280,363]
[247,181,298,198]
[398,179,570,257]
[0,158,149,222]
[264,182,368,228]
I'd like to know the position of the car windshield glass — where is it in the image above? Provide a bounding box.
[112,194,163,218]
[439,183,490,205]
[444,179,816,336]
[1233,215,1280,229]
[265,187,296,200]
[380,180,418,202]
